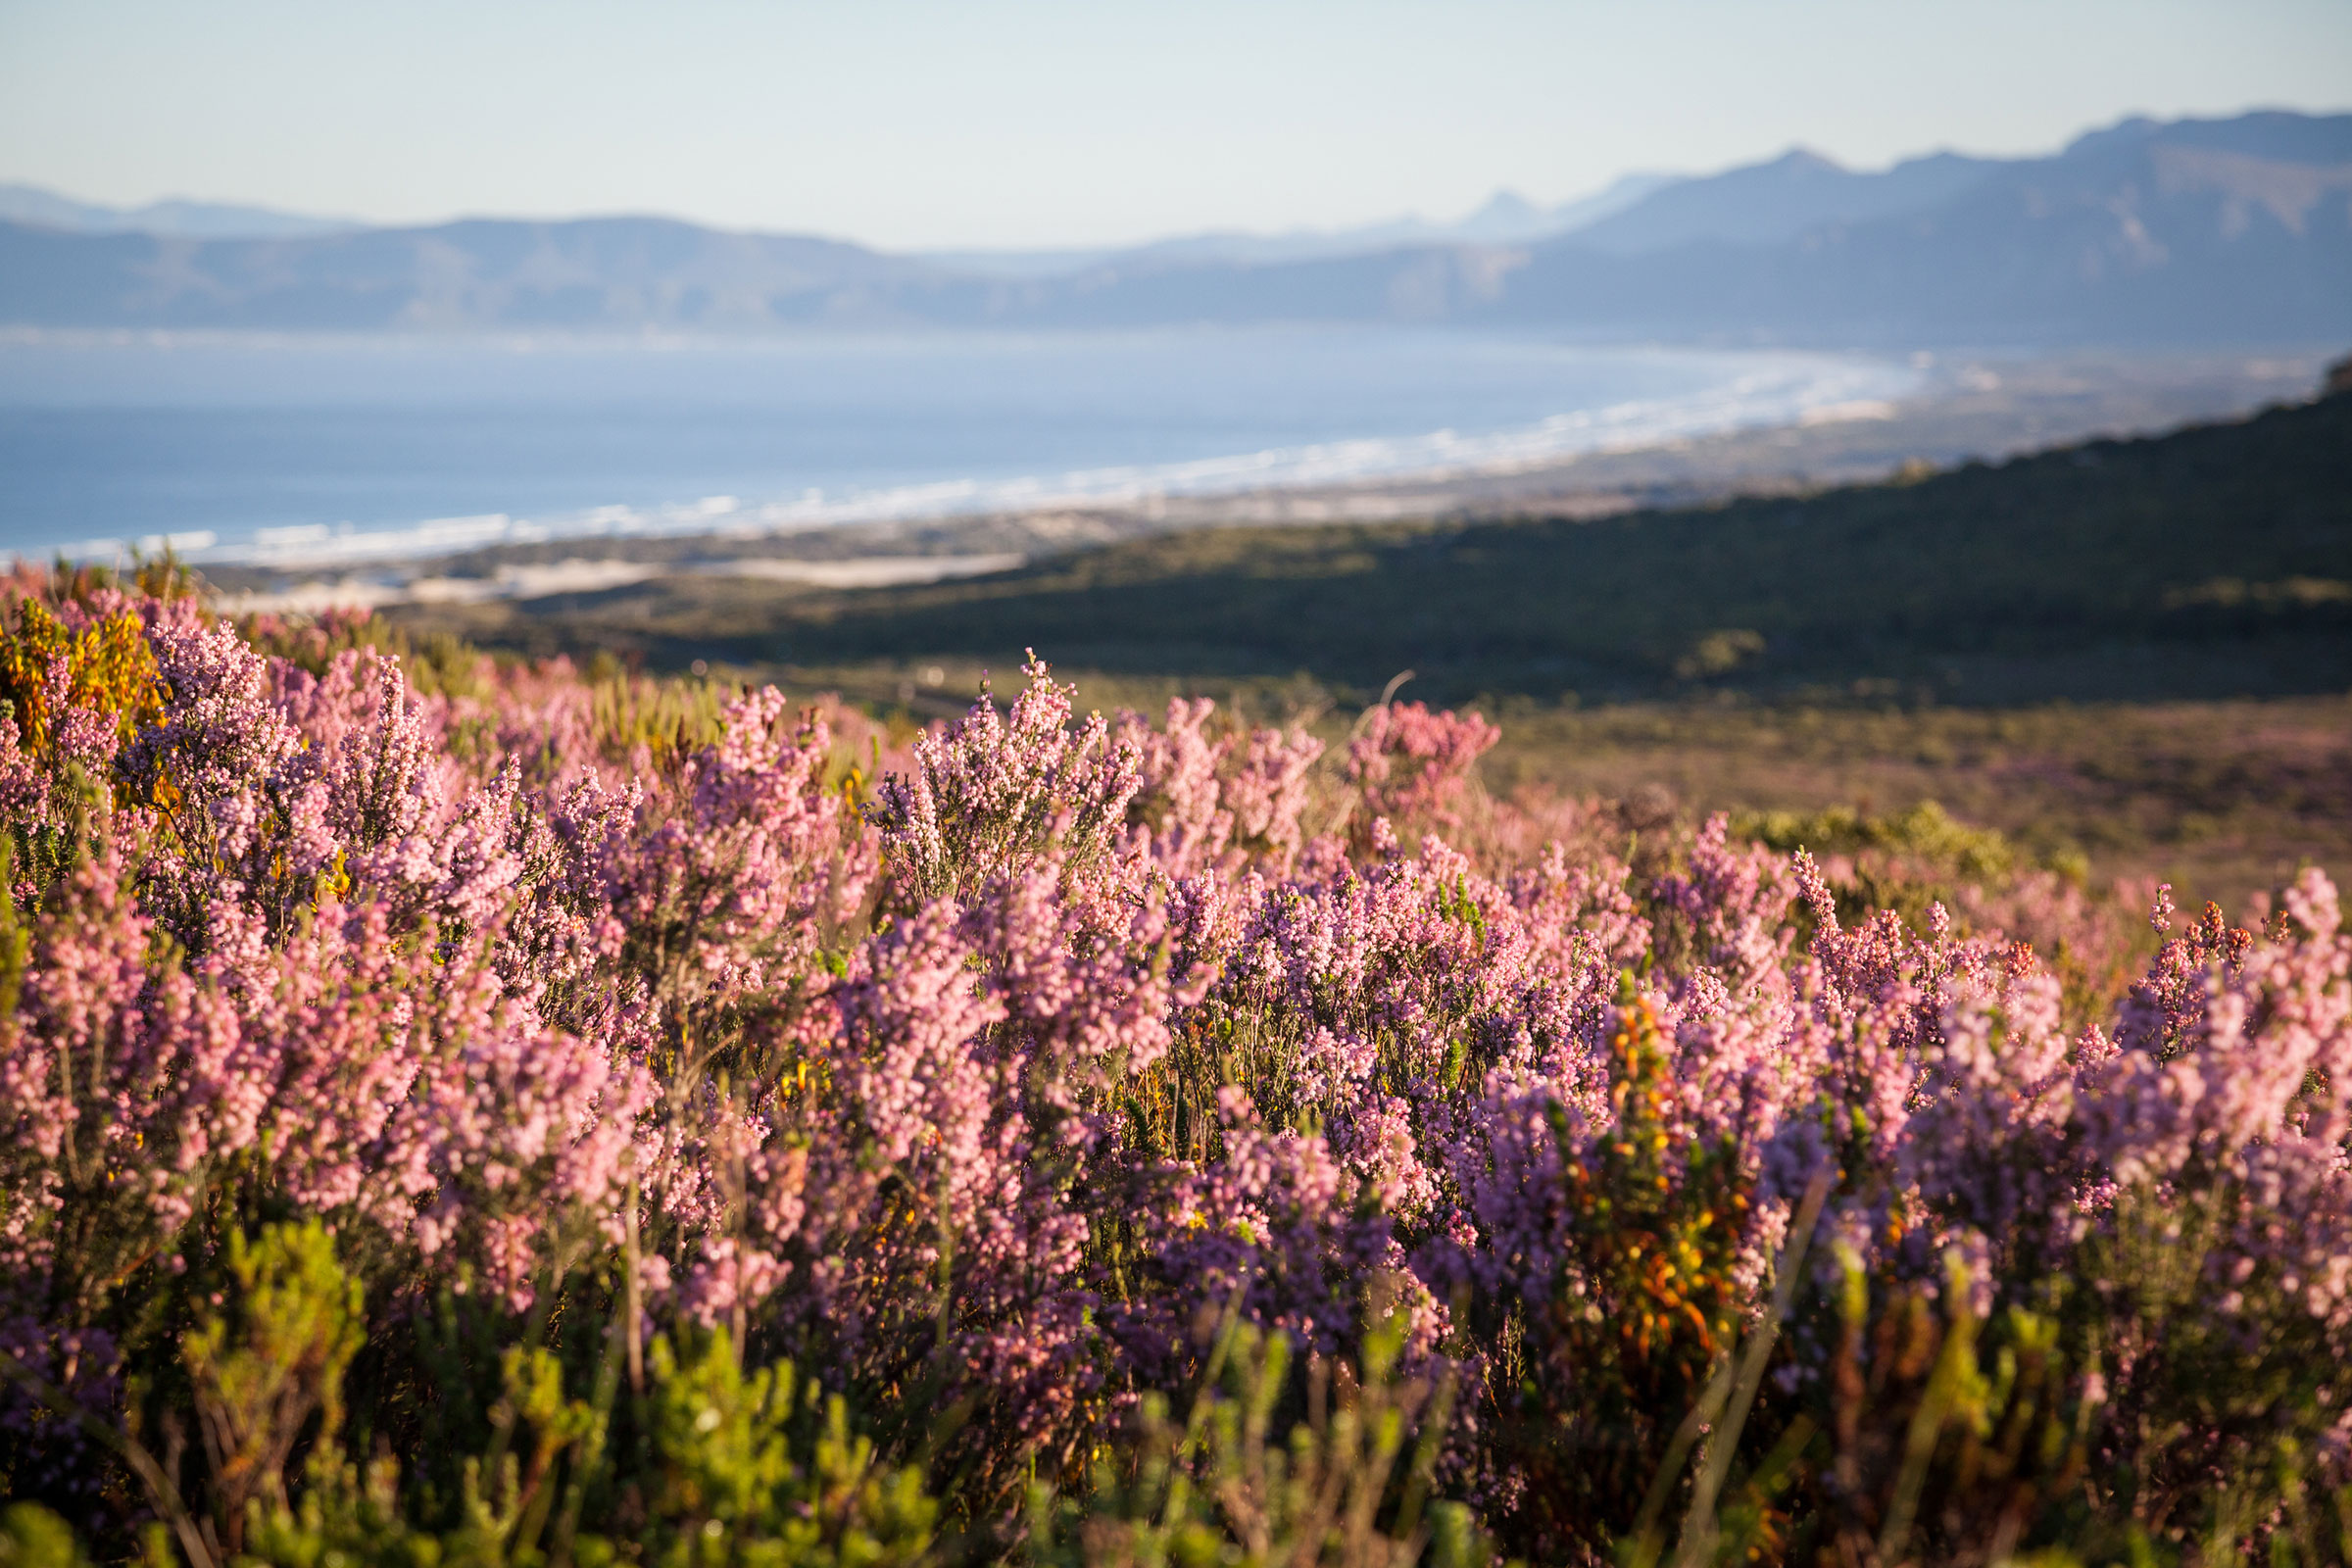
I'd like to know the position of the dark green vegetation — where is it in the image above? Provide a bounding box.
[401,390,2352,708]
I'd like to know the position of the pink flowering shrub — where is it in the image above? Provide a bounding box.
[1348,700,1499,829]
[2,573,2349,1567]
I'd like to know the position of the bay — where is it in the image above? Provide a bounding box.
[0,328,1918,564]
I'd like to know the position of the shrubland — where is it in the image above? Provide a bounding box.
[1,562,2349,1566]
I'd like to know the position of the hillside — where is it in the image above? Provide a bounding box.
[384,387,2352,707]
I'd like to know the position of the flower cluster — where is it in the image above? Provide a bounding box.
[2,573,2347,1565]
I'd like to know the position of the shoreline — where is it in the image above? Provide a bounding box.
[191,348,2329,612]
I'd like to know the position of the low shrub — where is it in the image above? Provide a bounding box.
[1,572,2346,1565]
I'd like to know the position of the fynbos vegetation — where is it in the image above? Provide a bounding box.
[1,564,2346,1565]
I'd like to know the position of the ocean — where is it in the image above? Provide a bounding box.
[0,328,1919,565]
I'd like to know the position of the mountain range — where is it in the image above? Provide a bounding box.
[918,172,1679,276]
[3,112,2346,346]
[0,182,358,240]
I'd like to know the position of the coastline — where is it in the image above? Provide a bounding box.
[189,348,2331,613]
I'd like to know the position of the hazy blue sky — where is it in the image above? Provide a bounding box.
[3,0,2347,249]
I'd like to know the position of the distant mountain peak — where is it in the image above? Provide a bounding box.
[1766,147,1847,173]
[0,181,358,239]
[1553,140,1997,254]
[2062,115,2166,158]
[1465,189,1544,223]
[2059,110,2352,167]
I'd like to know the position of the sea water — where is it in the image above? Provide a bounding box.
[0,328,1919,565]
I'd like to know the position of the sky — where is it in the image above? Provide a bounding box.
[2,0,2348,251]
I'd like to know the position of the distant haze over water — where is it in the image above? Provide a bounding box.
[0,330,1918,566]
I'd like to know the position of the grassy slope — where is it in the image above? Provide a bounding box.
[410,391,2352,707]
[1474,695,2352,916]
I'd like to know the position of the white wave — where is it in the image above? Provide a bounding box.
[172,352,1918,569]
